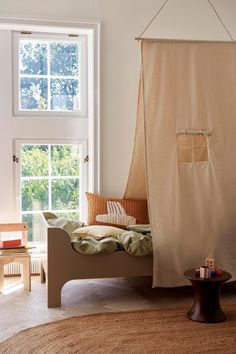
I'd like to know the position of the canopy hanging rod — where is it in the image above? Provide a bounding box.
[135,0,234,41]
[134,37,236,44]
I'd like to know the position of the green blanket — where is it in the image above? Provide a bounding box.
[118,231,153,256]
[71,231,153,256]
[71,236,122,255]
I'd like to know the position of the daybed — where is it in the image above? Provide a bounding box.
[40,212,153,308]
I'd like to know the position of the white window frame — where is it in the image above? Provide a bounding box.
[0,18,100,233]
[14,138,88,228]
[13,31,88,117]
[0,17,100,195]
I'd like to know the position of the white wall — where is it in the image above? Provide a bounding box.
[0,0,236,221]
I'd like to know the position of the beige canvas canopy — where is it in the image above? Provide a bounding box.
[124,39,236,287]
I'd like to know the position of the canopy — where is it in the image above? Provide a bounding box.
[125,39,236,286]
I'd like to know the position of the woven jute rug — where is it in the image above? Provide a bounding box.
[0,305,236,354]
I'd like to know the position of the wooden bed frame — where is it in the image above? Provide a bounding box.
[40,213,153,308]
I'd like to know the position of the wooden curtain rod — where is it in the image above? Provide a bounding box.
[134,37,236,44]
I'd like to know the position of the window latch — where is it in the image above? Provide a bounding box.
[13,155,19,163]
[84,155,89,163]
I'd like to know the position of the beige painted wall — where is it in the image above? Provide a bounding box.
[0,0,235,221]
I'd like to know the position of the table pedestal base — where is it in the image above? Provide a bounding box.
[184,269,231,323]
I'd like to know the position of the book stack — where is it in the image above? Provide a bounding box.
[0,239,32,255]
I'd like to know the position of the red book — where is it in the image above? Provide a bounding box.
[0,239,22,248]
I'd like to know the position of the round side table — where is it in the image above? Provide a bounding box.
[184,269,231,323]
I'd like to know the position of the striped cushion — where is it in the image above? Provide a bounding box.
[86,192,149,228]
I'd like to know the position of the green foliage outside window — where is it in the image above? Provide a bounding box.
[51,145,79,176]
[19,40,80,111]
[20,41,47,75]
[22,179,49,211]
[21,144,81,241]
[51,179,79,210]
[21,145,48,177]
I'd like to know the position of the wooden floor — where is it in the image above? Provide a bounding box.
[0,275,236,343]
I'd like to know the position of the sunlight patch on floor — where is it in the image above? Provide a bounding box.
[1,281,23,294]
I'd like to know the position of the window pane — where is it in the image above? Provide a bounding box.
[22,179,49,211]
[51,145,80,176]
[50,42,79,76]
[20,78,48,110]
[51,178,79,210]
[19,40,47,75]
[19,142,83,243]
[53,212,80,221]
[21,145,49,177]
[22,213,41,242]
[50,79,79,111]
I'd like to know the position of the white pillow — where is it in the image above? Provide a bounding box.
[47,217,84,237]
[72,225,124,239]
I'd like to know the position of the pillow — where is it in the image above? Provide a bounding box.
[86,192,149,228]
[72,225,124,239]
[127,224,151,234]
[43,212,58,220]
[47,217,84,237]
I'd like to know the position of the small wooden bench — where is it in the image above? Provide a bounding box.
[0,223,31,292]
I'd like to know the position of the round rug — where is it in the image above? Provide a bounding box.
[0,305,236,353]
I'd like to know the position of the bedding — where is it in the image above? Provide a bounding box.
[46,214,152,256]
[40,212,153,307]
[71,236,122,255]
[71,230,153,256]
[72,225,124,239]
[127,224,151,234]
[47,217,84,237]
[118,231,152,256]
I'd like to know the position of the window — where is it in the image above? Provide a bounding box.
[15,141,87,242]
[5,20,100,246]
[177,130,209,163]
[13,32,87,116]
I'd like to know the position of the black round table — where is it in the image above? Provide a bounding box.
[184,269,231,323]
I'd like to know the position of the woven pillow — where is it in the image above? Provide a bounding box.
[86,192,149,228]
